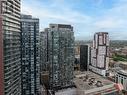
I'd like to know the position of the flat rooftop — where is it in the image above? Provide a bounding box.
[74,71,117,95]
[55,88,77,95]
[54,71,119,95]
[117,69,127,76]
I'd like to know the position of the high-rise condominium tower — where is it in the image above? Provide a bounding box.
[21,14,40,95]
[80,45,90,71]
[89,32,109,76]
[40,28,49,72]
[0,0,21,95]
[42,24,75,90]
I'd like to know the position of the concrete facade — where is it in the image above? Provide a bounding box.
[0,0,21,95]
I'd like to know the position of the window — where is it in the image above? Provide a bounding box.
[121,78,123,85]
[116,77,118,83]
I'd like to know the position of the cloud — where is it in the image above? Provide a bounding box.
[21,0,127,40]
[94,17,124,29]
[93,0,127,33]
[21,0,92,29]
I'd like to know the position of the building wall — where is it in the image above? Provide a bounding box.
[90,32,109,76]
[0,1,4,95]
[40,29,49,72]
[21,14,40,95]
[47,24,75,89]
[115,71,127,91]
[80,45,89,71]
[1,0,21,95]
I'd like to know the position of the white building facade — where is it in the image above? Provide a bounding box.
[115,70,127,91]
[89,32,109,76]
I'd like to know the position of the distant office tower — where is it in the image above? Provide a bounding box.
[80,45,90,71]
[45,24,75,90]
[21,14,40,95]
[40,28,49,72]
[0,0,21,95]
[89,32,109,76]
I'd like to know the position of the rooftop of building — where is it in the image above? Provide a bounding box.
[117,69,127,76]
[53,71,119,95]
[49,24,73,29]
[55,88,77,95]
[74,71,118,95]
[95,32,108,34]
[21,14,39,20]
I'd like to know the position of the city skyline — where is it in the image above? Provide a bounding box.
[21,0,127,40]
[0,0,126,95]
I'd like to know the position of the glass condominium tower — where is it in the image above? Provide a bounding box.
[0,0,21,95]
[21,14,40,95]
[47,24,75,90]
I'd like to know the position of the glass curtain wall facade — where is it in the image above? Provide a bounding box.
[21,14,40,95]
[48,24,75,90]
[80,45,89,71]
[40,29,49,72]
